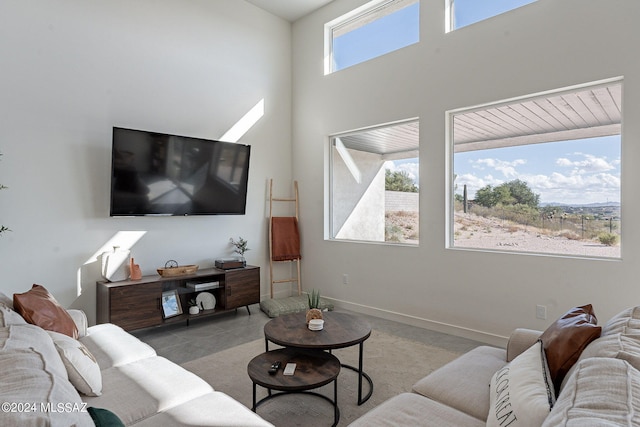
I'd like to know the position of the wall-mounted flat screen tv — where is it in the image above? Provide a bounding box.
[110,127,251,216]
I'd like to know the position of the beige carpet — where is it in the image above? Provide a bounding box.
[181,330,465,426]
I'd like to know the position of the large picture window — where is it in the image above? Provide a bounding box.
[449,79,622,258]
[330,120,419,244]
[325,0,419,74]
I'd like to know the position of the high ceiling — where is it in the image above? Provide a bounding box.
[246,0,334,22]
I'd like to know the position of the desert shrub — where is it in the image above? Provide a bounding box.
[598,232,619,246]
[385,224,404,242]
[558,230,581,241]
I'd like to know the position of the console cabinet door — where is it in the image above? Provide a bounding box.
[110,282,162,331]
[225,267,260,309]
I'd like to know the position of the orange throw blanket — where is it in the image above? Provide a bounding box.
[271,217,301,261]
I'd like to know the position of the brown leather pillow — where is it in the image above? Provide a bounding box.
[13,284,79,339]
[540,304,601,395]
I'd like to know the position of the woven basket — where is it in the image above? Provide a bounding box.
[157,264,199,277]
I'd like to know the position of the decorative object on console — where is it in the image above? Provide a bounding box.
[539,304,601,395]
[100,246,130,282]
[157,259,199,277]
[306,289,323,324]
[13,284,79,338]
[188,299,200,315]
[129,258,142,280]
[229,236,250,258]
[161,290,182,318]
[215,258,246,270]
[196,292,216,310]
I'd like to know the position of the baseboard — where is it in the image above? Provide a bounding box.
[327,297,509,348]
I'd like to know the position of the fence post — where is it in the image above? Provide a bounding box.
[463,185,468,213]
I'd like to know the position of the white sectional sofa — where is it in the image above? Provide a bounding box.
[350,304,640,426]
[0,290,272,427]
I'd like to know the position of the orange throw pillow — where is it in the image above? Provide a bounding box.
[540,304,601,395]
[13,284,79,339]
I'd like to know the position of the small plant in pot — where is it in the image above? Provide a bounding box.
[229,237,249,265]
[306,289,323,324]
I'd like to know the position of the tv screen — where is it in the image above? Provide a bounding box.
[110,127,250,216]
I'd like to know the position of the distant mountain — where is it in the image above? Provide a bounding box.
[541,201,621,208]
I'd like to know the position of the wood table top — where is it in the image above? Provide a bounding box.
[264,311,372,350]
[247,348,340,391]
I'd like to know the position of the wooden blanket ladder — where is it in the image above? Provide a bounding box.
[269,179,301,298]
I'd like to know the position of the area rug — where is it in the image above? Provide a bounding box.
[181,330,466,426]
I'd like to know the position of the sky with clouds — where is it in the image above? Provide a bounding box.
[454,135,621,205]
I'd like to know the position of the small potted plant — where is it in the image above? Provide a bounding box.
[229,237,249,265]
[188,299,200,315]
[306,289,323,324]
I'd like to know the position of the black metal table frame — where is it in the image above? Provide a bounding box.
[252,376,340,427]
[265,339,373,405]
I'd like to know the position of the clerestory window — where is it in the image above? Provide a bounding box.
[446,0,537,32]
[325,0,419,74]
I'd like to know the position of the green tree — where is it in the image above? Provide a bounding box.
[474,179,539,209]
[385,170,418,192]
[475,185,498,207]
[500,179,539,207]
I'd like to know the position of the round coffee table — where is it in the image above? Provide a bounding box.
[248,348,340,426]
[263,311,373,405]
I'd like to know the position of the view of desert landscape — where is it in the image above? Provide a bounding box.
[386,210,620,258]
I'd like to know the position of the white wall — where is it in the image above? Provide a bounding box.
[0,0,293,324]
[293,0,640,345]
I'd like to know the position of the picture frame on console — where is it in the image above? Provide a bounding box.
[161,290,182,318]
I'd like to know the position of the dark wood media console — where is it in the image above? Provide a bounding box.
[96,266,260,331]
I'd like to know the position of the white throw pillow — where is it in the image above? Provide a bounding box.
[47,331,102,396]
[487,341,554,427]
[0,302,27,327]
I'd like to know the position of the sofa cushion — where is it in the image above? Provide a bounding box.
[578,332,640,370]
[539,304,601,395]
[603,306,640,336]
[13,284,79,338]
[81,323,156,369]
[0,325,93,427]
[348,392,485,427]
[0,324,67,378]
[542,357,640,426]
[0,302,27,327]
[0,291,13,308]
[412,345,507,421]
[487,341,554,427]
[131,392,276,427]
[84,356,213,425]
[48,330,102,396]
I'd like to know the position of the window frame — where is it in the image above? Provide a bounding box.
[446,78,623,259]
[328,118,420,245]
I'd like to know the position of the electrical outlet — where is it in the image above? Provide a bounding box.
[536,305,547,320]
[342,274,349,285]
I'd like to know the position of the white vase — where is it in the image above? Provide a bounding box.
[100,246,130,282]
[189,306,200,315]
